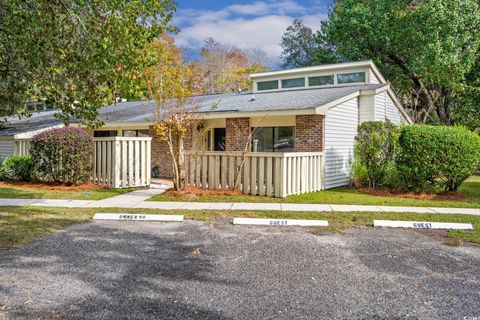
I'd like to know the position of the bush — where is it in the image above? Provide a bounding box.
[1,156,35,181]
[397,125,480,192]
[30,127,94,184]
[355,121,400,188]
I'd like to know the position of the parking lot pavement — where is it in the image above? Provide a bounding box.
[0,221,479,320]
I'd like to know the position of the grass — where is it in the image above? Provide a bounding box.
[148,176,480,208]
[0,184,135,200]
[0,206,479,250]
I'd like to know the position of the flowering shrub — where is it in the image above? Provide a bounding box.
[30,127,93,184]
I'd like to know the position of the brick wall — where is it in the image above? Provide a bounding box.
[150,125,193,178]
[225,117,250,151]
[295,115,324,152]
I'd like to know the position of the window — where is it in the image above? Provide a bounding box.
[337,72,366,84]
[252,127,295,152]
[257,80,278,91]
[94,130,117,137]
[309,75,334,86]
[213,128,226,151]
[281,77,305,89]
[123,129,150,137]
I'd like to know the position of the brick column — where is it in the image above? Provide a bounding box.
[225,117,250,151]
[149,125,193,178]
[295,115,324,152]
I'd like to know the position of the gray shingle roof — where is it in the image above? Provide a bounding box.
[0,84,386,136]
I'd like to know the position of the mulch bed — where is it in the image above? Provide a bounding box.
[357,187,466,201]
[163,186,242,197]
[0,181,109,191]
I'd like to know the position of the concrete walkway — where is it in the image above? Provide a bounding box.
[1,184,480,215]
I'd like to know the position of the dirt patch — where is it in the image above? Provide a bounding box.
[357,188,466,201]
[164,186,242,198]
[0,181,109,191]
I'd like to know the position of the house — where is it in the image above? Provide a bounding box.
[0,60,410,196]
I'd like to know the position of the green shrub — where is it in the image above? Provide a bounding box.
[351,160,369,187]
[382,161,402,190]
[30,127,93,184]
[0,159,13,181]
[397,125,480,192]
[1,156,35,181]
[355,121,400,188]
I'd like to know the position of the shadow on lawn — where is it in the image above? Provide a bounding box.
[0,223,237,319]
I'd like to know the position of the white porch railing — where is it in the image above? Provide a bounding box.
[14,139,30,156]
[93,137,152,188]
[185,151,324,197]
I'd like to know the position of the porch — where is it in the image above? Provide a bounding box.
[185,151,325,197]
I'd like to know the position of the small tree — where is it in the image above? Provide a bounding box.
[30,127,93,184]
[355,121,400,188]
[144,35,199,191]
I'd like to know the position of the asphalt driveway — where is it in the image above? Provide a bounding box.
[0,220,479,320]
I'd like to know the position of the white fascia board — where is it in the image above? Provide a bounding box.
[13,124,64,139]
[314,91,361,115]
[251,60,381,80]
[359,85,389,96]
[369,62,386,83]
[93,122,153,129]
[200,108,316,119]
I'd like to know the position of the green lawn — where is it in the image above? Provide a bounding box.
[0,184,135,200]
[0,206,479,250]
[149,176,480,208]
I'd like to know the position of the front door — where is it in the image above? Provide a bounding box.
[213,128,226,151]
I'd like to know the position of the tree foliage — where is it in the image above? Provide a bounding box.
[144,34,199,191]
[280,1,480,126]
[0,0,176,127]
[193,38,268,95]
[280,19,338,68]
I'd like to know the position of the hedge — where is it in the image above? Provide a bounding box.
[30,127,93,184]
[397,125,480,192]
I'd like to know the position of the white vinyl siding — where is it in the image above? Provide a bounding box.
[324,98,359,189]
[359,95,375,123]
[385,93,404,124]
[0,139,15,160]
[369,71,380,84]
[374,91,405,124]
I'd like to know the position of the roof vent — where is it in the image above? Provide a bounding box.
[250,95,255,101]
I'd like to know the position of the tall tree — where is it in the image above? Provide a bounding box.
[322,0,480,124]
[280,1,480,125]
[145,34,198,191]
[196,38,267,95]
[0,0,176,126]
[280,19,338,68]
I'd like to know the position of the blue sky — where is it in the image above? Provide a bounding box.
[172,0,332,64]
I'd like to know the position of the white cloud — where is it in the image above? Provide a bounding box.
[173,1,328,62]
[227,2,271,16]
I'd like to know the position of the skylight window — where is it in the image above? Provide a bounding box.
[308,75,334,86]
[337,72,366,84]
[257,80,279,91]
[281,77,305,89]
